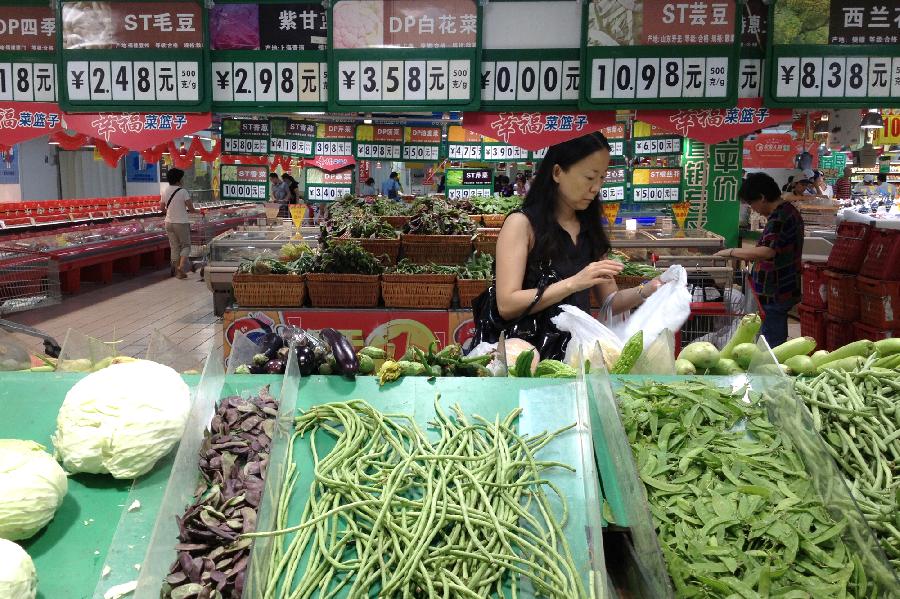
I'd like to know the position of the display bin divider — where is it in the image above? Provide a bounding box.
[145,329,205,374]
[747,338,900,593]
[56,327,118,371]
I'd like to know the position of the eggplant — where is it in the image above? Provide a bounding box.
[249,364,266,375]
[260,333,284,359]
[321,328,359,376]
[265,359,286,374]
[296,346,316,377]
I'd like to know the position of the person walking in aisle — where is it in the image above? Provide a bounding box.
[360,177,377,196]
[514,173,527,196]
[715,172,804,347]
[834,166,853,202]
[381,172,402,199]
[161,168,197,280]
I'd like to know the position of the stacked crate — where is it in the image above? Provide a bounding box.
[855,226,900,341]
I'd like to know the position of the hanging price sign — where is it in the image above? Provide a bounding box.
[738,0,767,98]
[304,166,354,203]
[402,126,442,161]
[600,123,627,157]
[447,125,483,161]
[633,135,682,156]
[315,122,354,156]
[581,0,740,109]
[270,118,315,157]
[222,118,270,156]
[354,124,403,160]
[445,167,492,200]
[632,167,681,202]
[210,2,327,110]
[58,0,207,112]
[329,0,481,112]
[0,1,57,102]
[766,1,900,107]
[220,164,269,201]
[481,138,529,162]
[598,166,627,202]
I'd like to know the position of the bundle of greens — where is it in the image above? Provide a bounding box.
[404,197,476,236]
[608,250,661,279]
[470,195,524,215]
[236,256,296,275]
[298,241,383,275]
[325,208,398,239]
[376,342,492,381]
[385,258,458,276]
[457,251,494,280]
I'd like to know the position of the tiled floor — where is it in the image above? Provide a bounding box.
[6,268,221,360]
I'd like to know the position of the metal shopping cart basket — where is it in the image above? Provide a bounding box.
[0,247,62,317]
[655,255,762,351]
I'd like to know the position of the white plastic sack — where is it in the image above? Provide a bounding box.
[630,329,676,375]
[553,305,623,371]
[613,265,692,350]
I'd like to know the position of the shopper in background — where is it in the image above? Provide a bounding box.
[876,173,898,198]
[288,182,301,205]
[498,175,514,197]
[810,170,833,199]
[833,166,853,202]
[715,172,804,347]
[514,173,527,196]
[269,172,286,203]
[436,174,446,194]
[781,175,795,192]
[854,173,878,196]
[160,168,196,280]
[782,178,812,202]
[360,177,377,196]
[381,171,402,200]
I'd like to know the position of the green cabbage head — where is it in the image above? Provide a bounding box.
[0,440,67,541]
[52,360,191,479]
[0,539,37,599]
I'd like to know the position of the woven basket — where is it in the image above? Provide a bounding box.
[232,273,305,307]
[332,237,401,265]
[305,273,380,308]
[614,274,651,289]
[481,214,506,228]
[473,229,500,256]
[468,214,483,225]
[401,234,473,265]
[382,274,456,309]
[380,215,410,229]
[457,278,490,308]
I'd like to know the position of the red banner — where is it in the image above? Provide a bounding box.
[636,98,793,145]
[742,134,818,169]
[62,112,212,151]
[462,111,617,151]
[305,155,356,172]
[0,102,63,148]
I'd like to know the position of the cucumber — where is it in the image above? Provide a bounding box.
[713,358,743,375]
[611,331,643,374]
[771,336,816,363]
[675,359,696,376]
[784,355,816,376]
[874,338,900,357]
[811,340,874,368]
[720,313,762,359]
[811,350,829,361]
[816,355,864,374]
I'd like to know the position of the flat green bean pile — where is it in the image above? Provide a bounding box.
[794,362,900,571]
[246,399,589,598]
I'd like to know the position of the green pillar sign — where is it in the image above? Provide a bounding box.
[681,137,742,247]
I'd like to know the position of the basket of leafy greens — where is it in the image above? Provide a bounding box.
[402,197,475,265]
[381,259,457,309]
[326,208,401,264]
[456,252,494,308]
[302,241,383,307]
[233,255,307,307]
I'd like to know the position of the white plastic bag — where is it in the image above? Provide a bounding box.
[552,305,623,371]
[630,329,676,375]
[613,265,692,350]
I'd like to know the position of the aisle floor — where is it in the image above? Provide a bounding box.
[7,269,220,360]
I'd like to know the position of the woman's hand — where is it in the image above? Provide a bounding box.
[568,259,624,292]
[643,276,663,297]
[714,249,736,259]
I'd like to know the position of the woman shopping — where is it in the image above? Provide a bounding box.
[160,168,197,280]
[492,132,661,359]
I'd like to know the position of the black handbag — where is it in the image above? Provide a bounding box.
[468,262,570,360]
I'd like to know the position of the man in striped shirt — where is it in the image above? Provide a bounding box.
[834,166,853,202]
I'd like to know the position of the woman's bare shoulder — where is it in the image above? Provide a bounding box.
[502,211,531,231]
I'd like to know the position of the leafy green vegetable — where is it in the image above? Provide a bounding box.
[325,207,398,240]
[469,195,523,215]
[457,251,494,280]
[299,241,383,275]
[607,250,662,278]
[386,259,458,276]
[404,197,476,236]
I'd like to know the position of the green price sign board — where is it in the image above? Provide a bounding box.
[222,118,271,155]
[633,167,681,202]
[270,118,315,157]
[328,0,481,112]
[766,0,900,108]
[633,135,682,156]
[445,167,492,200]
[220,163,269,202]
[402,126,442,161]
[598,167,626,202]
[58,0,209,112]
[304,166,354,203]
[354,123,403,160]
[210,1,327,111]
[481,139,529,162]
[580,0,740,109]
[0,1,57,101]
[315,122,354,156]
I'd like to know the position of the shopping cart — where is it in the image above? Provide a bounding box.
[654,255,762,351]
[0,247,62,317]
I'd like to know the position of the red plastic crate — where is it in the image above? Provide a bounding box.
[802,261,828,309]
[825,270,860,321]
[799,304,827,349]
[826,315,856,351]
[853,322,899,342]
[859,229,900,281]
[826,222,873,273]
[857,276,900,329]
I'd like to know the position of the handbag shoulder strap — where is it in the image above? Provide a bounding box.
[165,187,182,209]
[508,261,553,325]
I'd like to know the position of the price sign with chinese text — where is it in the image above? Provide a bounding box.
[220,163,269,201]
[269,118,315,157]
[445,167,492,200]
[210,1,327,110]
[766,1,900,108]
[58,0,208,112]
[222,118,270,156]
[633,135,682,156]
[581,0,740,109]
[632,167,681,202]
[315,122,354,156]
[0,1,57,102]
[447,125,484,161]
[304,166,354,203]
[402,126,442,161]
[354,123,403,160]
[481,138,529,162]
[599,166,626,202]
[328,0,481,111]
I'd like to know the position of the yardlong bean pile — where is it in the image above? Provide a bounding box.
[246,398,589,598]
[793,360,900,570]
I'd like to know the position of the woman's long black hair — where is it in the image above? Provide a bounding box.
[520,132,612,263]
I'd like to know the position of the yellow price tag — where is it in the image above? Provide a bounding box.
[289,204,307,228]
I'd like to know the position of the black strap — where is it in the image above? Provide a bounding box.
[508,262,553,325]
[164,187,182,210]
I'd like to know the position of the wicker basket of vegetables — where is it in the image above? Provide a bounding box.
[301,241,383,308]
[232,255,308,307]
[456,252,493,308]
[401,198,475,265]
[326,208,401,265]
[473,228,500,256]
[381,260,457,309]
[470,196,522,229]
[480,214,507,228]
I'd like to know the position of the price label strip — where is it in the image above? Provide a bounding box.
[447,187,492,200]
[482,142,529,162]
[354,124,403,160]
[220,164,269,202]
[633,136,682,156]
[448,143,483,161]
[334,58,475,108]
[211,56,328,108]
[632,186,681,202]
[0,62,56,101]
[481,49,580,109]
[769,53,900,106]
[269,118,316,158]
[221,118,271,156]
[65,60,201,103]
[599,184,626,202]
[402,126,442,162]
[306,185,352,202]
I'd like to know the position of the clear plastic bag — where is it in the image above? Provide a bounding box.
[553,305,623,370]
[630,329,676,376]
[0,329,32,371]
[613,264,691,351]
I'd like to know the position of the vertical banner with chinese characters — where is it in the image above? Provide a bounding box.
[210,1,327,111]
[766,1,900,107]
[581,0,741,109]
[402,126,442,161]
[480,1,581,110]
[328,0,481,111]
[58,0,208,112]
[0,1,57,103]
[680,137,709,232]
[304,166,354,203]
[354,124,403,160]
[632,167,681,202]
[221,118,271,156]
[269,118,316,158]
[680,137,742,247]
[445,167,492,200]
[220,163,269,201]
